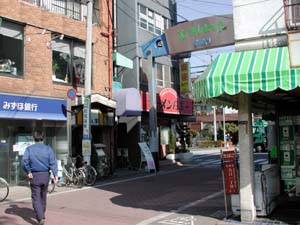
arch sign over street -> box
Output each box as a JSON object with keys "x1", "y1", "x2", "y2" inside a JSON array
[{"x1": 142, "y1": 14, "x2": 234, "y2": 58}]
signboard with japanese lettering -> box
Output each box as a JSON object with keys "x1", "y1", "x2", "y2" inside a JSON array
[
  {"x1": 0, "y1": 94, "x2": 66, "y2": 120},
  {"x1": 83, "y1": 96, "x2": 90, "y2": 140},
  {"x1": 221, "y1": 150, "x2": 239, "y2": 194},
  {"x1": 179, "y1": 62, "x2": 190, "y2": 94},
  {"x1": 141, "y1": 88, "x2": 193, "y2": 115},
  {"x1": 138, "y1": 142, "x2": 156, "y2": 172},
  {"x1": 165, "y1": 15, "x2": 234, "y2": 55}
]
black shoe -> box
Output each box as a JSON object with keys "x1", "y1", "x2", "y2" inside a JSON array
[{"x1": 38, "y1": 219, "x2": 45, "y2": 225}]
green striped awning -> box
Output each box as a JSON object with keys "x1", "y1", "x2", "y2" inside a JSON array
[{"x1": 193, "y1": 47, "x2": 300, "y2": 101}]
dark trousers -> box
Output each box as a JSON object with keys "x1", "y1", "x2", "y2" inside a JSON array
[{"x1": 30, "y1": 172, "x2": 49, "y2": 221}]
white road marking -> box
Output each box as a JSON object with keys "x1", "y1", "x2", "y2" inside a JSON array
[{"x1": 136, "y1": 191, "x2": 223, "y2": 225}]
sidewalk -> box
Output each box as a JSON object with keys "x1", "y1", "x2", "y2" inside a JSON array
[
  {"x1": 1, "y1": 159, "x2": 296, "y2": 225},
  {"x1": 2, "y1": 159, "x2": 183, "y2": 204}
]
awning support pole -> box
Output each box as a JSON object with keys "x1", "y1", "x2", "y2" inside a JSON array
[{"x1": 238, "y1": 93, "x2": 256, "y2": 222}]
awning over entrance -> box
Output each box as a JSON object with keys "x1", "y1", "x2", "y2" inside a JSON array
[
  {"x1": 113, "y1": 88, "x2": 142, "y2": 116},
  {"x1": 193, "y1": 47, "x2": 300, "y2": 101}
]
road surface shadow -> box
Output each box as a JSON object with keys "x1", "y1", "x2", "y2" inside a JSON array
[{"x1": 4, "y1": 203, "x2": 39, "y2": 225}]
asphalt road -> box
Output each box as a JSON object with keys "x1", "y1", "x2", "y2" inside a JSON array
[
  {"x1": 0, "y1": 149, "x2": 273, "y2": 225},
  {"x1": 0, "y1": 162, "x2": 227, "y2": 225}
]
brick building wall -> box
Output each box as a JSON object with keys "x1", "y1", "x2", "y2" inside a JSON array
[{"x1": 0, "y1": 0, "x2": 112, "y2": 99}]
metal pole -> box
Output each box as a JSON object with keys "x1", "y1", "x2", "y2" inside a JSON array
[
  {"x1": 213, "y1": 106, "x2": 217, "y2": 142},
  {"x1": 147, "y1": 50, "x2": 159, "y2": 171},
  {"x1": 223, "y1": 107, "x2": 226, "y2": 148},
  {"x1": 82, "y1": 0, "x2": 93, "y2": 165}
]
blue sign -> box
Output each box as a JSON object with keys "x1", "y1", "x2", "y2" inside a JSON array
[
  {"x1": 0, "y1": 94, "x2": 67, "y2": 120},
  {"x1": 142, "y1": 34, "x2": 169, "y2": 59},
  {"x1": 67, "y1": 88, "x2": 77, "y2": 100}
]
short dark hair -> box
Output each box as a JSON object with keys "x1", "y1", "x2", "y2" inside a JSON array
[{"x1": 34, "y1": 131, "x2": 44, "y2": 142}]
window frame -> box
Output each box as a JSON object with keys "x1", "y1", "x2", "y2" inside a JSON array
[
  {"x1": 51, "y1": 37, "x2": 86, "y2": 86},
  {"x1": 138, "y1": 4, "x2": 168, "y2": 35},
  {"x1": 0, "y1": 19, "x2": 24, "y2": 78}
]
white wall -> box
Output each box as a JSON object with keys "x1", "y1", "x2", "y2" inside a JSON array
[{"x1": 233, "y1": 0, "x2": 286, "y2": 41}]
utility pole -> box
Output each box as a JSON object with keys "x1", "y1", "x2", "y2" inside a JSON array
[
  {"x1": 82, "y1": 0, "x2": 93, "y2": 165},
  {"x1": 146, "y1": 49, "x2": 159, "y2": 171}
]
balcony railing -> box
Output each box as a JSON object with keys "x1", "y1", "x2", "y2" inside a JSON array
[
  {"x1": 21, "y1": 0, "x2": 87, "y2": 21},
  {"x1": 284, "y1": 0, "x2": 300, "y2": 30}
]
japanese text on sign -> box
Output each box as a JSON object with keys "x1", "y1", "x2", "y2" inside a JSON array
[
  {"x1": 222, "y1": 150, "x2": 239, "y2": 194},
  {"x1": 2, "y1": 101, "x2": 38, "y2": 111}
]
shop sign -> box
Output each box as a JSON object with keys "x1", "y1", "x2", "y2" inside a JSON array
[
  {"x1": 179, "y1": 62, "x2": 190, "y2": 94},
  {"x1": 0, "y1": 94, "x2": 66, "y2": 120},
  {"x1": 83, "y1": 96, "x2": 90, "y2": 139},
  {"x1": 82, "y1": 139, "x2": 91, "y2": 156},
  {"x1": 165, "y1": 15, "x2": 234, "y2": 55},
  {"x1": 222, "y1": 150, "x2": 239, "y2": 194},
  {"x1": 141, "y1": 88, "x2": 193, "y2": 115}
]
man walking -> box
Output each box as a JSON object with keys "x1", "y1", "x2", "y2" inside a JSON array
[{"x1": 22, "y1": 130, "x2": 58, "y2": 225}]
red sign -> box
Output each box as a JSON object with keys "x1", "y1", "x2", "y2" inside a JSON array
[
  {"x1": 141, "y1": 88, "x2": 193, "y2": 115},
  {"x1": 223, "y1": 150, "x2": 236, "y2": 161},
  {"x1": 222, "y1": 151, "x2": 239, "y2": 194}
]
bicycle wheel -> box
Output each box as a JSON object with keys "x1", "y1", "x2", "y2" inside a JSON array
[
  {"x1": 0, "y1": 177, "x2": 9, "y2": 202},
  {"x1": 84, "y1": 165, "x2": 97, "y2": 186},
  {"x1": 73, "y1": 169, "x2": 85, "y2": 188},
  {"x1": 48, "y1": 178, "x2": 55, "y2": 193}
]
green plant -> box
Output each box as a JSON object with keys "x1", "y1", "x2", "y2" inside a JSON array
[{"x1": 52, "y1": 61, "x2": 59, "y2": 74}]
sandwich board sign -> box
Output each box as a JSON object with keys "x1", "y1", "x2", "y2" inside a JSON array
[{"x1": 138, "y1": 142, "x2": 156, "y2": 173}]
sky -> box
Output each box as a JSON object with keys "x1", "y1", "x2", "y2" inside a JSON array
[{"x1": 176, "y1": 0, "x2": 234, "y2": 77}]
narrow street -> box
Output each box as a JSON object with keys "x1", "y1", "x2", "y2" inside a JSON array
[{"x1": 0, "y1": 161, "x2": 226, "y2": 225}]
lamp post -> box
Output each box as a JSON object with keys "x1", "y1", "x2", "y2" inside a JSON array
[{"x1": 82, "y1": 0, "x2": 93, "y2": 165}]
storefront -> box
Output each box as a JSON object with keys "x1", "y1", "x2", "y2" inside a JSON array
[
  {"x1": 72, "y1": 94, "x2": 116, "y2": 175},
  {"x1": 193, "y1": 46, "x2": 300, "y2": 220},
  {"x1": 0, "y1": 93, "x2": 67, "y2": 185},
  {"x1": 141, "y1": 87, "x2": 194, "y2": 159}
]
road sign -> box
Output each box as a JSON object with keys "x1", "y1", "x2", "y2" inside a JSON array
[{"x1": 66, "y1": 88, "x2": 77, "y2": 100}]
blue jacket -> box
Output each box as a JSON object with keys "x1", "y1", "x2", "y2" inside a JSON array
[{"x1": 22, "y1": 142, "x2": 58, "y2": 176}]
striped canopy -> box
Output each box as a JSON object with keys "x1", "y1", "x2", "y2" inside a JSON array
[{"x1": 193, "y1": 47, "x2": 300, "y2": 101}]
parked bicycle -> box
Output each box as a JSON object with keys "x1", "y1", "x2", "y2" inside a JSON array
[
  {"x1": 75, "y1": 155, "x2": 97, "y2": 186},
  {"x1": 61, "y1": 161, "x2": 85, "y2": 188},
  {"x1": 0, "y1": 177, "x2": 9, "y2": 202},
  {"x1": 81, "y1": 162, "x2": 97, "y2": 186}
]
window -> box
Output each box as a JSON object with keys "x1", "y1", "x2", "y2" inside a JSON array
[
  {"x1": 291, "y1": 0, "x2": 300, "y2": 23},
  {"x1": 138, "y1": 4, "x2": 168, "y2": 35},
  {"x1": 51, "y1": 37, "x2": 86, "y2": 85},
  {"x1": 156, "y1": 63, "x2": 173, "y2": 88},
  {"x1": 0, "y1": 20, "x2": 24, "y2": 77},
  {"x1": 156, "y1": 64, "x2": 163, "y2": 88},
  {"x1": 21, "y1": 0, "x2": 87, "y2": 21}
]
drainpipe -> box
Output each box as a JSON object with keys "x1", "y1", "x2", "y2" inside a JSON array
[
  {"x1": 107, "y1": 0, "x2": 112, "y2": 98},
  {"x1": 113, "y1": 0, "x2": 117, "y2": 84}
]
